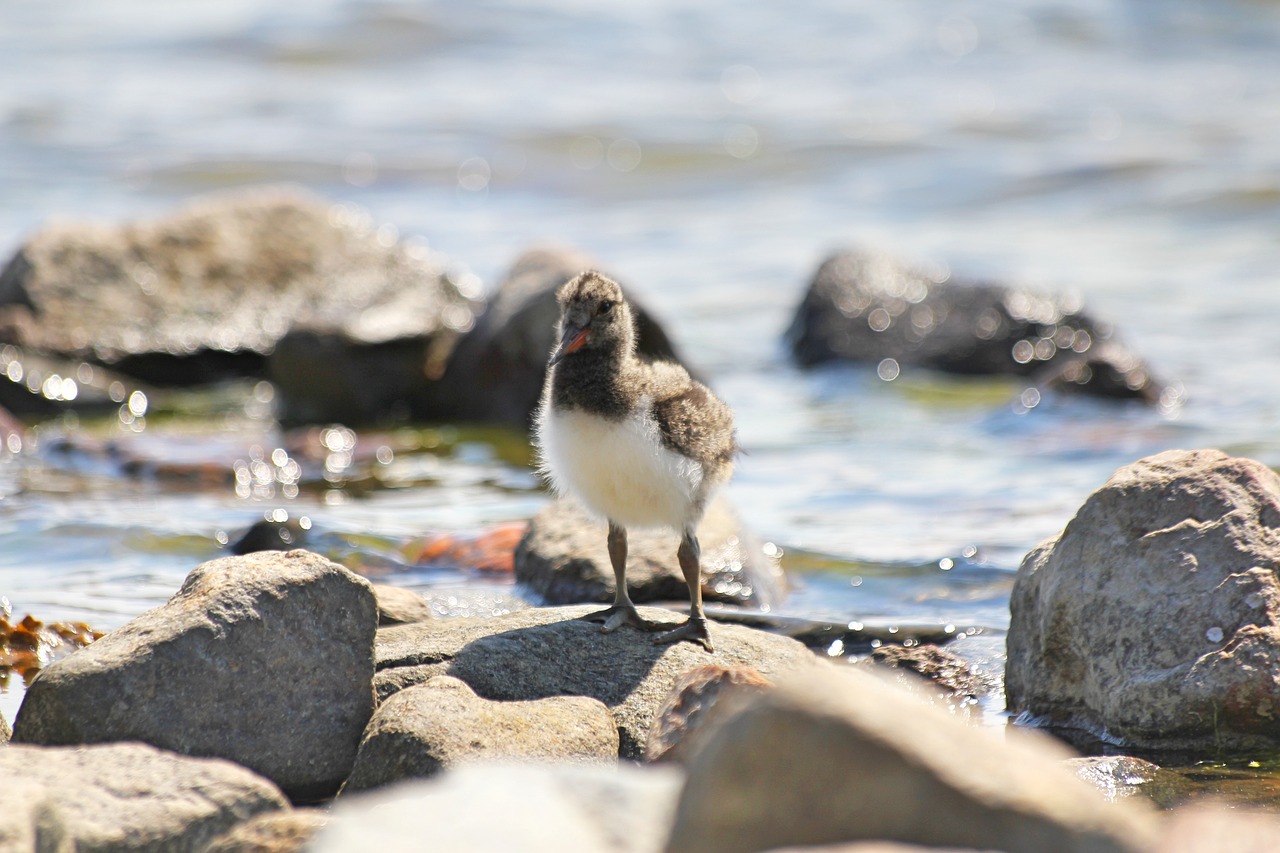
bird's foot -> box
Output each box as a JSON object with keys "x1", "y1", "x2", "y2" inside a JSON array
[
  {"x1": 580, "y1": 604, "x2": 661, "y2": 634},
  {"x1": 653, "y1": 616, "x2": 714, "y2": 653}
]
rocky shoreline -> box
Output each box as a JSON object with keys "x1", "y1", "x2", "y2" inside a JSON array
[
  {"x1": 3, "y1": 189, "x2": 1279, "y2": 850},
  {"x1": 5, "y1": 445, "x2": 1280, "y2": 850}
]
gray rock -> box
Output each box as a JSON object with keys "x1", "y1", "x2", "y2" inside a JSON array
[
  {"x1": 372, "y1": 583, "x2": 433, "y2": 626},
  {"x1": 200, "y1": 808, "x2": 329, "y2": 853},
  {"x1": 342, "y1": 675, "x2": 618, "y2": 793},
  {"x1": 1155, "y1": 802, "x2": 1280, "y2": 853},
  {"x1": 515, "y1": 496, "x2": 787, "y2": 610},
  {"x1": 666, "y1": 666, "x2": 1158, "y2": 853},
  {"x1": 785, "y1": 248, "x2": 1164, "y2": 403},
  {"x1": 1006, "y1": 449, "x2": 1280, "y2": 750},
  {"x1": 1065, "y1": 756, "x2": 1191, "y2": 808},
  {"x1": 859, "y1": 644, "x2": 986, "y2": 698},
  {"x1": 0, "y1": 742, "x2": 286, "y2": 853},
  {"x1": 374, "y1": 604, "x2": 815, "y2": 758},
  {"x1": 13, "y1": 549, "x2": 378, "y2": 801},
  {"x1": 0, "y1": 187, "x2": 478, "y2": 389},
  {"x1": 645, "y1": 664, "x2": 772, "y2": 764},
  {"x1": 432, "y1": 245, "x2": 686, "y2": 428},
  {"x1": 314, "y1": 762, "x2": 683, "y2": 853}
]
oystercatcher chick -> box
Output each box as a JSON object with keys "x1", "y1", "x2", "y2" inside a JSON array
[{"x1": 535, "y1": 270, "x2": 736, "y2": 652}]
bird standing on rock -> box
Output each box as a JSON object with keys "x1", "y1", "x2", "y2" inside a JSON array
[{"x1": 535, "y1": 270, "x2": 737, "y2": 652}]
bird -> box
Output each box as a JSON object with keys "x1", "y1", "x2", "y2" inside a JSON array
[{"x1": 534, "y1": 270, "x2": 737, "y2": 652}]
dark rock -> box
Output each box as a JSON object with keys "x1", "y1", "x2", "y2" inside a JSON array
[
  {"x1": 1, "y1": 709, "x2": 9, "y2": 742},
  {"x1": 515, "y1": 496, "x2": 787, "y2": 610},
  {"x1": 372, "y1": 583, "x2": 433, "y2": 626},
  {"x1": 342, "y1": 675, "x2": 618, "y2": 793},
  {"x1": 13, "y1": 549, "x2": 378, "y2": 802},
  {"x1": 0, "y1": 741, "x2": 286, "y2": 853},
  {"x1": 666, "y1": 666, "x2": 1158, "y2": 853},
  {"x1": 700, "y1": 605, "x2": 963, "y2": 653},
  {"x1": 228, "y1": 517, "x2": 309, "y2": 554},
  {"x1": 201, "y1": 808, "x2": 329, "y2": 853},
  {"x1": 785, "y1": 248, "x2": 1164, "y2": 403},
  {"x1": 860, "y1": 644, "x2": 986, "y2": 698},
  {"x1": 1006, "y1": 449, "x2": 1280, "y2": 751},
  {"x1": 0, "y1": 348, "x2": 144, "y2": 419},
  {"x1": 431, "y1": 245, "x2": 688, "y2": 428},
  {"x1": 373, "y1": 604, "x2": 815, "y2": 758},
  {"x1": 315, "y1": 763, "x2": 683, "y2": 853},
  {"x1": 645, "y1": 664, "x2": 772, "y2": 764}
]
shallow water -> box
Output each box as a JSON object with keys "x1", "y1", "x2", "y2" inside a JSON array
[{"x1": 3, "y1": 0, "x2": 1280, "y2": 769}]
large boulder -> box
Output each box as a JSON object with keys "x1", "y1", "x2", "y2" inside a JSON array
[
  {"x1": 785, "y1": 248, "x2": 1164, "y2": 402},
  {"x1": 431, "y1": 245, "x2": 686, "y2": 428},
  {"x1": 515, "y1": 496, "x2": 786, "y2": 610},
  {"x1": 314, "y1": 763, "x2": 683, "y2": 853},
  {"x1": 0, "y1": 187, "x2": 482, "y2": 423},
  {"x1": 373, "y1": 604, "x2": 815, "y2": 758},
  {"x1": 1006, "y1": 449, "x2": 1280, "y2": 751},
  {"x1": 13, "y1": 549, "x2": 378, "y2": 801},
  {"x1": 666, "y1": 666, "x2": 1158, "y2": 853},
  {"x1": 342, "y1": 675, "x2": 619, "y2": 793},
  {"x1": 0, "y1": 742, "x2": 287, "y2": 853}
]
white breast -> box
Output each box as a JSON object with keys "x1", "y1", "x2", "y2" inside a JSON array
[{"x1": 535, "y1": 399, "x2": 705, "y2": 531}]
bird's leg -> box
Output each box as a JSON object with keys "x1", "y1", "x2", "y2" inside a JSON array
[
  {"x1": 654, "y1": 529, "x2": 714, "y2": 652},
  {"x1": 580, "y1": 521, "x2": 656, "y2": 632}
]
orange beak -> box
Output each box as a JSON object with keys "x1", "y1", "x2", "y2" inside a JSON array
[{"x1": 549, "y1": 324, "x2": 589, "y2": 366}]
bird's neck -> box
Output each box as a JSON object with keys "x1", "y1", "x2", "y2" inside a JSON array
[{"x1": 550, "y1": 346, "x2": 633, "y2": 418}]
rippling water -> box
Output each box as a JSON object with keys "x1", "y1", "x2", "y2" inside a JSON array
[{"x1": 3, "y1": 0, "x2": 1280, "y2": 725}]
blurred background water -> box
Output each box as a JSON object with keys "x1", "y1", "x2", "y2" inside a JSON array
[{"x1": 2, "y1": 0, "x2": 1280, "y2": 723}]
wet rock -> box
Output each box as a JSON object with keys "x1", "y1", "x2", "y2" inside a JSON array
[
  {"x1": 374, "y1": 604, "x2": 815, "y2": 758},
  {"x1": 0, "y1": 741, "x2": 286, "y2": 853},
  {"x1": 229, "y1": 516, "x2": 310, "y2": 554},
  {"x1": 645, "y1": 664, "x2": 772, "y2": 764},
  {"x1": 432, "y1": 245, "x2": 687, "y2": 428},
  {"x1": 701, "y1": 606, "x2": 963, "y2": 653},
  {"x1": 1065, "y1": 756, "x2": 1191, "y2": 808},
  {"x1": 402, "y1": 522, "x2": 527, "y2": 573},
  {"x1": 372, "y1": 583, "x2": 433, "y2": 626},
  {"x1": 342, "y1": 675, "x2": 618, "y2": 793},
  {"x1": 667, "y1": 666, "x2": 1158, "y2": 853},
  {"x1": 860, "y1": 644, "x2": 986, "y2": 698},
  {"x1": 515, "y1": 496, "x2": 786, "y2": 610},
  {"x1": 201, "y1": 808, "x2": 329, "y2": 853},
  {"x1": 785, "y1": 248, "x2": 1164, "y2": 403},
  {"x1": 1006, "y1": 449, "x2": 1280, "y2": 751},
  {"x1": 0, "y1": 186, "x2": 483, "y2": 421},
  {"x1": 13, "y1": 549, "x2": 378, "y2": 801},
  {"x1": 314, "y1": 762, "x2": 683, "y2": 853}
]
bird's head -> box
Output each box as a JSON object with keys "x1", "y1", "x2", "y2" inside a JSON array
[{"x1": 548, "y1": 270, "x2": 634, "y2": 366}]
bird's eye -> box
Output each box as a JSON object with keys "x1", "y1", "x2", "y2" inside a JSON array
[{"x1": 598, "y1": 300, "x2": 614, "y2": 314}]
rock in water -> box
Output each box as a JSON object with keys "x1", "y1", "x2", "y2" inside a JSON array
[
  {"x1": 0, "y1": 186, "x2": 482, "y2": 422},
  {"x1": 666, "y1": 666, "x2": 1157, "y2": 853},
  {"x1": 785, "y1": 248, "x2": 1164, "y2": 403},
  {"x1": 1007, "y1": 449, "x2": 1280, "y2": 751},
  {"x1": 373, "y1": 604, "x2": 815, "y2": 758},
  {"x1": 13, "y1": 549, "x2": 378, "y2": 801},
  {"x1": 431, "y1": 245, "x2": 686, "y2": 428},
  {"x1": 515, "y1": 496, "x2": 786, "y2": 610},
  {"x1": 342, "y1": 675, "x2": 619, "y2": 793},
  {"x1": 0, "y1": 742, "x2": 287, "y2": 853}
]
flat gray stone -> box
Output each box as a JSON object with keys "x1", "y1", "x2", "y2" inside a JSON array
[
  {"x1": 13, "y1": 549, "x2": 378, "y2": 801},
  {"x1": 201, "y1": 808, "x2": 329, "y2": 853},
  {"x1": 0, "y1": 742, "x2": 286, "y2": 853},
  {"x1": 667, "y1": 666, "x2": 1158, "y2": 853},
  {"x1": 515, "y1": 496, "x2": 787, "y2": 610},
  {"x1": 374, "y1": 605, "x2": 815, "y2": 758},
  {"x1": 342, "y1": 675, "x2": 618, "y2": 793},
  {"x1": 1007, "y1": 449, "x2": 1280, "y2": 750},
  {"x1": 372, "y1": 583, "x2": 433, "y2": 626},
  {"x1": 314, "y1": 763, "x2": 683, "y2": 853}
]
